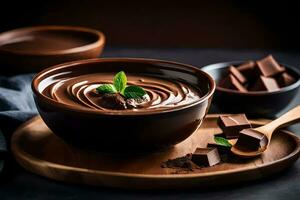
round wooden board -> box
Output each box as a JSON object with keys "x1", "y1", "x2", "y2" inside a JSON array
[{"x1": 11, "y1": 115, "x2": 300, "y2": 189}]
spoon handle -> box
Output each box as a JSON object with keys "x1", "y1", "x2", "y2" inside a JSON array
[{"x1": 256, "y1": 105, "x2": 300, "y2": 135}]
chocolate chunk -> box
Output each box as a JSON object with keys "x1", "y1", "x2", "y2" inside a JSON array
[
  {"x1": 256, "y1": 55, "x2": 285, "y2": 77},
  {"x1": 251, "y1": 76, "x2": 280, "y2": 92},
  {"x1": 191, "y1": 148, "x2": 221, "y2": 167},
  {"x1": 236, "y1": 129, "x2": 267, "y2": 151},
  {"x1": 207, "y1": 143, "x2": 231, "y2": 155},
  {"x1": 214, "y1": 132, "x2": 226, "y2": 138},
  {"x1": 236, "y1": 60, "x2": 256, "y2": 78},
  {"x1": 277, "y1": 72, "x2": 296, "y2": 87},
  {"x1": 229, "y1": 66, "x2": 247, "y2": 84},
  {"x1": 99, "y1": 93, "x2": 127, "y2": 109},
  {"x1": 237, "y1": 60, "x2": 256, "y2": 71},
  {"x1": 219, "y1": 74, "x2": 248, "y2": 92},
  {"x1": 217, "y1": 114, "x2": 252, "y2": 139}
]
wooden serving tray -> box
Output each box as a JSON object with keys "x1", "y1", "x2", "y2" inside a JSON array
[{"x1": 11, "y1": 115, "x2": 300, "y2": 189}]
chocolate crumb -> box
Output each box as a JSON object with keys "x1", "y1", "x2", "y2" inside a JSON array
[{"x1": 161, "y1": 154, "x2": 201, "y2": 172}]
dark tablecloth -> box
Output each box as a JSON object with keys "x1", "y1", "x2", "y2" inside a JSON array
[{"x1": 0, "y1": 48, "x2": 300, "y2": 200}]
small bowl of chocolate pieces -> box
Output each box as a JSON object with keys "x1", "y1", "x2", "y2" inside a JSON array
[{"x1": 202, "y1": 55, "x2": 300, "y2": 117}]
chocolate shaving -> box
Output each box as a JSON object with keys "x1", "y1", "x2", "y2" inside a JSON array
[
  {"x1": 98, "y1": 93, "x2": 127, "y2": 110},
  {"x1": 161, "y1": 154, "x2": 201, "y2": 172}
]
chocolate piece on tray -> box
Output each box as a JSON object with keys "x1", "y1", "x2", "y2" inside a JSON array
[
  {"x1": 229, "y1": 66, "x2": 247, "y2": 84},
  {"x1": 207, "y1": 143, "x2": 231, "y2": 155},
  {"x1": 219, "y1": 74, "x2": 248, "y2": 92},
  {"x1": 251, "y1": 76, "x2": 280, "y2": 92},
  {"x1": 256, "y1": 55, "x2": 285, "y2": 77},
  {"x1": 217, "y1": 114, "x2": 252, "y2": 139},
  {"x1": 277, "y1": 72, "x2": 296, "y2": 87},
  {"x1": 191, "y1": 148, "x2": 221, "y2": 167},
  {"x1": 236, "y1": 60, "x2": 256, "y2": 78},
  {"x1": 236, "y1": 129, "x2": 267, "y2": 151},
  {"x1": 214, "y1": 132, "x2": 226, "y2": 138}
]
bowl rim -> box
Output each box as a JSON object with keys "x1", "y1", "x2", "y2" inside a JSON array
[
  {"x1": 201, "y1": 60, "x2": 300, "y2": 96},
  {"x1": 32, "y1": 58, "x2": 216, "y2": 116},
  {"x1": 0, "y1": 25, "x2": 105, "y2": 56}
]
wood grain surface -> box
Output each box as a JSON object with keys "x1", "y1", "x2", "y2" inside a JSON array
[{"x1": 11, "y1": 115, "x2": 300, "y2": 189}]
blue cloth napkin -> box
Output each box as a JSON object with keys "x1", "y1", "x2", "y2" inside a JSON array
[
  {"x1": 0, "y1": 74, "x2": 37, "y2": 136},
  {"x1": 0, "y1": 74, "x2": 38, "y2": 174}
]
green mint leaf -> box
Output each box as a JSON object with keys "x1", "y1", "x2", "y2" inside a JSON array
[
  {"x1": 113, "y1": 71, "x2": 127, "y2": 93},
  {"x1": 96, "y1": 84, "x2": 117, "y2": 94},
  {"x1": 214, "y1": 136, "x2": 232, "y2": 147},
  {"x1": 124, "y1": 85, "x2": 147, "y2": 99}
]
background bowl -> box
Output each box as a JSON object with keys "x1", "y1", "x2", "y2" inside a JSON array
[
  {"x1": 32, "y1": 58, "x2": 215, "y2": 152},
  {"x1": 0, "y1": 26, "x2": 105, "y2": 74},
  {"x1": 202, "y1": 61, "x2": 300, "y2": 117}
]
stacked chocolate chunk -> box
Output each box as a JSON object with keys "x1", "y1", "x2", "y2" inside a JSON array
[
  {"x1": 236, "y1": 129, "x2": 267, "y2": 151},
  {"x1": 217, "y1": 114, "x2": 266, "y2": 150},
  {"x1": 200, "y1": 114, "x2": 253, "y2": 155},
  {"x1": 219, "y1": 55, "x2": 296, "y2": 92}
]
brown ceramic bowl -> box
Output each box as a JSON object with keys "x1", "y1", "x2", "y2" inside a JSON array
[
  {"x1": 0, "y1": 26, "x2": 105, "y2": 74},
  {"x1": 32, "y1": 58, "x2": 215, "y2": 152},
  {"x1": 202, "y1": 61, "x2": 300, "y2": 117}
]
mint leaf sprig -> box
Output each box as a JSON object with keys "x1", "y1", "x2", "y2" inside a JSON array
[
  {"x1": 96, "y1": 84, "x2": 117, "y2": 94},
  {"x1": 96, "y1": 71, "x2": 147, "y2": 99},
  {"x1": 214, "y1": 136, "x2": 232, "y2": 147},
  {"x1": 113, "y1": 71, "x2": 127, "y2": 93}
]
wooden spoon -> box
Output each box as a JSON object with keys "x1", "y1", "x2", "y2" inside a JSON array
[{"x1": 231, "y1": 105, "x2": 300, "y2": 157}]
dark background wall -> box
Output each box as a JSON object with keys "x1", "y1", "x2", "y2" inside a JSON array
[{"x1": 0, "y1": 0, "x2": 298, "y2": 50}]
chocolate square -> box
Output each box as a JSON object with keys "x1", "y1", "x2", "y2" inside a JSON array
[
  {"x1": 191, "y1": 148, "x2": 221, "y2": 167},
  {"x1": 217, "y1": 114, "x2": 252, "y2": 139},
  {"x1": 236, "y1": 129, "x2": 267, "y2": 150},
  {"x1": 207, "y1": 143, "x2": 231, "y2": 155},
  {"x1": 219, "y1": 74, "x2": 248, "y2": 92},
  {"x1": 251, "y1": 76, "x2": 280, "y2": 92},
  {"x1": 256, "y1": 55, "x2": 285, "y2": 77},
  {"x1": 229, "y1": 66, "x2": 247, "y2": 84},
  {"x1": 277, "y1": 72, "x2": 296, "y2": 87},
  {"x1": 236, "y1": 60, "x2": 256, "y2": 79}
]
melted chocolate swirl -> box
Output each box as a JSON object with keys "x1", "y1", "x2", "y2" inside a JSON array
[{"x1": 41, "y1": 73, "x2": 201, "y2": 111}]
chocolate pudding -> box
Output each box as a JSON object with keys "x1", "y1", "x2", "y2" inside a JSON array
[
  {"x1": 32, "y1": 58, "x2": 215, "y2": 151},
  {"x1": 40, "y1": 72, "x2": 202, "y2": 112}
]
